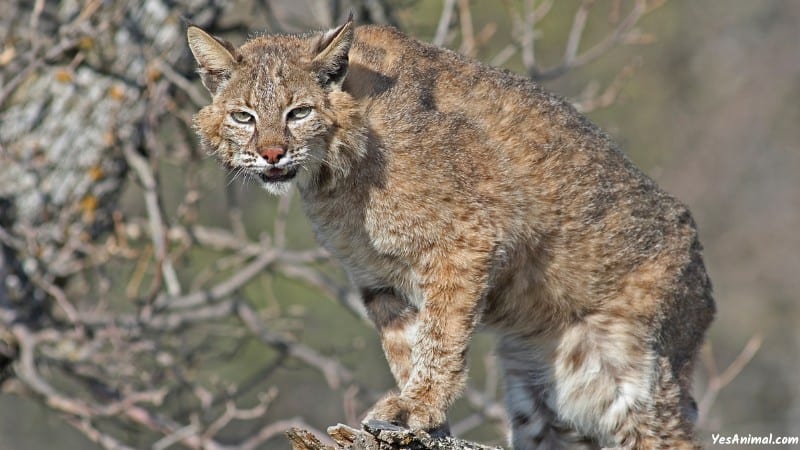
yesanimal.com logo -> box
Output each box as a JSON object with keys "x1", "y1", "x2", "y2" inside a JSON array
[{"x1": 712, "y1": 433, "x2": 800, "y2": 446}]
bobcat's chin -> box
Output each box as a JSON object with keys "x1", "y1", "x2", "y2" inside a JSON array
[
  {"x1": 258, "y1": 167, "x2": 297, "y2": 196},
  {"x1": 260, "y1": 179, "x2": 294, "y2": 196}
]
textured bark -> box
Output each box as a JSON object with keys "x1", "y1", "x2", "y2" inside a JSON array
[
  {"x1": 287, "y1": 421, "x2": 502, "y2": 450},
  {"x1": 0, "y1": 3, "x2": 237, "y2": 433},
  {"x1": 0, "y1": 0, "x2": 225, "y2": 316}
]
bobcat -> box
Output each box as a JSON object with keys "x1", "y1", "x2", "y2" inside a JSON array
[{"x1": 187, "y1": 16, "x2": 714, "y2": 449}]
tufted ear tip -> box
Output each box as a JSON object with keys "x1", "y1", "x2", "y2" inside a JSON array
[
  {"x1": 187, "y1": 26, "x2": 237, "y2": 94},
  {"x1": 311, "y1": 15, "x2": 355, "y2": 89}
]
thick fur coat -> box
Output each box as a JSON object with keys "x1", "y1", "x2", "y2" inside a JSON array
[{"x1": 188, "y1": 18, "x2": 714, "y2": 449}]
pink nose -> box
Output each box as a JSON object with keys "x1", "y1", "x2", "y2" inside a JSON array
[{"x1": 260, "y1": 147, "x2": 285, "y2": 164}]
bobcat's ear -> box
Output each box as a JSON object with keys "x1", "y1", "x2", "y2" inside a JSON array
[
  {"x1": 311, "y1": 13, "x2": 354, "y2": 89},
  {"x1": 187, "y1": 26, "x2": 237, "y2": 95}
]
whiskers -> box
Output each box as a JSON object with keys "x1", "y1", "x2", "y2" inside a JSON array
[
  {"x1": 225, "y1": 166, "x2": 248, "y2": 186},
  {"x1": 225, "y1": 165, "x2": 261, "y2": 188}
]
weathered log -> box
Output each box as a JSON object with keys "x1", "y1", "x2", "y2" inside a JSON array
[{"x1": 287, "y1": 421, "x2": 503, "y2": 450}]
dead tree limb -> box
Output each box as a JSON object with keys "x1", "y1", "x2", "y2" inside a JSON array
[{"x1": 287, "y1": 421, "x2": 502, "y2": 450}]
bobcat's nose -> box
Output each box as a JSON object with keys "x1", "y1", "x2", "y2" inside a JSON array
[{"x1": 260, "y1": 147, "x2": 285, "y2": 164}]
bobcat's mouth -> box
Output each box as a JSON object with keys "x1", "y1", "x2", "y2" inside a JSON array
[{"x1": 259, "y1": 167, "x2": 297, "y2": 183}]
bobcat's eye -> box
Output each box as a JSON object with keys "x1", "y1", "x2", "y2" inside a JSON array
[
  {"x1": 231, "y1": 111, "x2": 254, "y2": 124},
  {"x1": 287, "y1": 106, "x2": 312, "y2": 121}
]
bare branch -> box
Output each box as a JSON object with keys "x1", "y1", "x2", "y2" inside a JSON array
[
  {"x1": 153, "y1": 58, "x2": 210, "y2": 108},
  {"x1": 66, "y1": 417, "x2": 138, "y2": 450},
  {"x1": 531, "y1": 0, "x2": 652, "y2": 80},
  {"x1": 156, "y1": 249, "x2": 277, "y2": 310},
  {"x1": 29, "y1": 273, "x2": 81, "y2": 324},
  {"x1": 697, "y1": 334, "x2": 762, "y2": 428},
  {"x1": 433, "y1": 0, "x2": 458, "y2": 47},
  {"x1": 563, "y1": 0, "x2": 595, "y2": 65},
  {"x1": 122, "y1": 143, "x2": 181, "y2": 298},
  {"x1": 457, "y1": 0, "x2": 476, "y2": 57},
  {"x1": 237, "y1": 302, "x2": 355, "y2": 389},
  {"x1": 572, "y1": 57, "x2": 640, "y2": 113}
]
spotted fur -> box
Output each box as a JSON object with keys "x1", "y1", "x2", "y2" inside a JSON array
[{"x1": 188, "y1": 17, "x2": 714, "y2": 449}]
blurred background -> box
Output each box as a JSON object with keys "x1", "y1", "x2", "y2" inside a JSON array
[{"x1": 1, "y1": 1, "x2": 798, "y2": 449}]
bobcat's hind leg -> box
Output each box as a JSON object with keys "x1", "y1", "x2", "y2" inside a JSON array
[
  {"x1": 616, "y1": 356, "x2": 701, "y2": 450},
  {"x1": 499, "y1": 337, "x2": 599, "y2": 450},
  {"x1": 549, "y1": 315, "x2": 700, "y2": 449}
]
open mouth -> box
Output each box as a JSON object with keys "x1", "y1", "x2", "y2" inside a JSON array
[{"x1": 259, "y1": 167, "x2": 298, "y2": 183}]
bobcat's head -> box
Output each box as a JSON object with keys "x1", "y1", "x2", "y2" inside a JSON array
[{"x1": 187, "y1": 17, "x2": 365, "y2": 195}]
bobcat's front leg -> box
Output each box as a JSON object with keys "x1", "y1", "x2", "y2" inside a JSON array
[
  {"x1": 365, "y1": 253, "x2": 488, "y2": 431},
  {"x1": 361, "y1": 286, "x2": 417, "y2": 388}
]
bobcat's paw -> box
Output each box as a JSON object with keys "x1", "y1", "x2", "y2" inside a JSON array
[{"x1": 363, "y1": 393, "x2": 446, "y2": 431}]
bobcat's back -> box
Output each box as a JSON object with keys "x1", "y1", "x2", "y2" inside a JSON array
[{"x1": 345, "y1": 24, "x2": 711, "y2": 329}]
